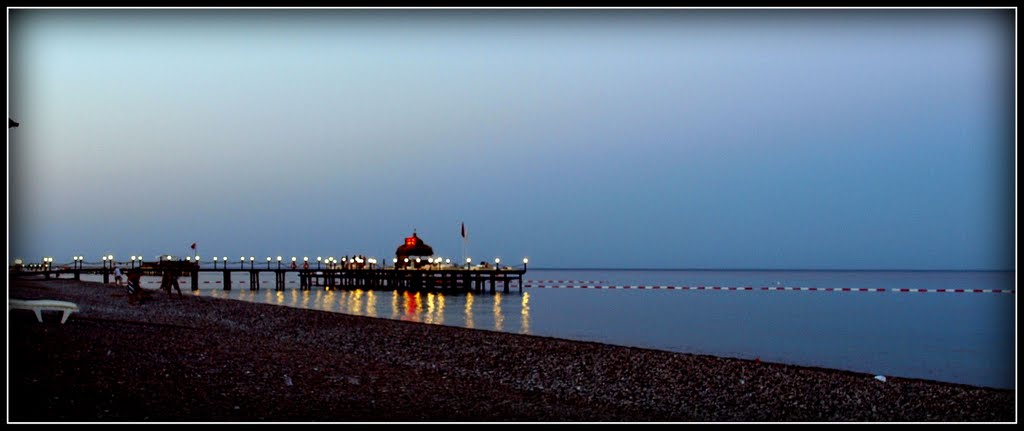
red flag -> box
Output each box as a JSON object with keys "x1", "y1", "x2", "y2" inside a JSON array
[
  {"x1": 460, "y1": 223, "x2": 466, "y2": 239},
  {"x1": 190, "y1": 242, "x2": 197, "y2": 250}
]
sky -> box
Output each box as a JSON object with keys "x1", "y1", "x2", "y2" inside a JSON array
[{"x1": 6, "y1": 8, "x2": 1016, "y2": 270}]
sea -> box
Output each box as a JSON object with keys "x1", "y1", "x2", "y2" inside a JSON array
[{"x1": 80, "y1": 269, "x2": 1016, "y2": 389}]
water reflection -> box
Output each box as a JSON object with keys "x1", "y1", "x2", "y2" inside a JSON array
[
  {"x1": 350, "y1": 289, "x2": 364, "y2": 315},
  {"x1": 435, "y1": 293, "x2": 445, "y2": 326},
  {"x1": 196, "y1": 285, "x2": 529, "y2": 335},
  {"x1": 465, "y1": 292, "x2": 475, "y2": 329},
  {"x1": 400, "y1": 291, "x2": 422, "y2": 321},
  {"x1": 521, "y1": 291, "x2": 530, "y2": 334},
  {"x1": 493, "y1": 292, "x2": 504, "y2": 331},
  {"x1": 322, "y1": 289, "x2": 336, "y2": 312},
  {"x1": 425, "y1": 292, "x2": 435, "y2": 324},
  {"x1": 391, "y1": 291, "x2": 399, "y2": 320},
  {"x1": 366, "y1": 290, "x2": 378, "y2": 318}
]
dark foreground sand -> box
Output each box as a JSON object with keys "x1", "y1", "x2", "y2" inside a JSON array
[{"x1": 7, "y1": 277, "x2": 1015, "y2": 422}]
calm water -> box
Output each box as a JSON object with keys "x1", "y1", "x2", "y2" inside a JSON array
[{"x1": 82, "y1": 269, "x2": 1015, "y2": 389}]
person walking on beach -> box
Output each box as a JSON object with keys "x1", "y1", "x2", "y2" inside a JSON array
[
  {"x1": 114, "y1": 265, "x2": 124, "y2": 286},
  {"x1": 161, "y1": 267, "x2": 183, "y2": 297}
]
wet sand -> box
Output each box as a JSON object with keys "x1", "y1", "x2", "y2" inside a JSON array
[{"x1": 7, "y1": 277, "x2": 1015, "y2": 422}]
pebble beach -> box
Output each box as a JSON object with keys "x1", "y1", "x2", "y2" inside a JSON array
[{"x1": 7, "y1": 277, "x2": 1015, "y2": 422}]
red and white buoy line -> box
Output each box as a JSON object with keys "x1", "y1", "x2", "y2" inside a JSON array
[
  {"x1": 142, "y1": 279, "x2": 609, "y2": 285},
  {"x1": 517, "y1": 283, "x2": 1015, "y2": 294},
  {"x1": 525, "y1": 280, "x2": 607, "y2": 284}
]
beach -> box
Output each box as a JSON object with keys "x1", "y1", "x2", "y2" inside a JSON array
[{"x1": 7, "y1": 277, "x2": 1015, "y2": 422}]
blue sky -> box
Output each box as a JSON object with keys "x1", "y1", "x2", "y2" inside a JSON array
[{"x1": 7, "y1": 9, "x2": 1015, "y2": 270}]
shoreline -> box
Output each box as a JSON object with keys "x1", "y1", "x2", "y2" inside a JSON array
[{"x1": 8, "y1": 278, "x2": 1015, "y2": 422}]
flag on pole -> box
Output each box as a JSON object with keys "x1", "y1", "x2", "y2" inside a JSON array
[
  {"x1": 460, "y1": 222, "x2": 468, "y2": 266},
  {"x1": 190, "y1": 242, "x2": 197, "y2": 250}
]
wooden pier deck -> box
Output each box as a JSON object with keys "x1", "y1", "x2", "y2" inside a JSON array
[{"x1": 11, "y1": 266, "x2": 527, "y2": 294}]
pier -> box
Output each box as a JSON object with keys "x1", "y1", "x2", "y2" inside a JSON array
[
  {"x1": 10, "y1": 266, "x2": 527, "y2": 294},
  {"x1": 11, "y1": 232, "x2": 527, "y2": 294}
]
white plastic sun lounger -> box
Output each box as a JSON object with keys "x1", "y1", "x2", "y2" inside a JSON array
[{"x1": 9, "y1": 299, "x2": 80, "y2": 324}]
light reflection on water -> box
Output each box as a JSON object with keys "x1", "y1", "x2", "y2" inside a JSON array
[
  {"x1": 366, "y1": 290, "x2": 377, "y2": 318},
  {"x1": 493, "y1": 292, "x2": 504, "y2": 331},
  {"x1": 207, "y1": 288, "x2": 530, "y2": 335},
  {"x1": 435, "y1": 293, "x2": 445, "y2": 326},
  {"x1": 465, "y1": 292, "x2": 475, "y2": 329},
  {"x1": 390, "y1": 290, "x2": 399, "y2": 320},
  {"x1": 424, "y1": 292, "x2": 434, "y2": 325},
  {"x1": 351, "y1": 289, "x2": 363, "y2": 315},
  {"x1": 521, "y1": 292, "x2": 530, "y2": 334}
]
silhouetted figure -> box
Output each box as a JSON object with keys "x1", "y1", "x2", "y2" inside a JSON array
[
  {"x1": 9, "y1": 118, "x2": 19, "y2": 128},
  {"x1": 160, "y1": 268, "x2": 183, "y2": 297}
]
